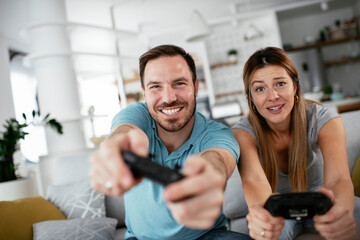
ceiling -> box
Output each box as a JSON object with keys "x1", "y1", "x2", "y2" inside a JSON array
[
  {"x1": 1, "y1": 0, "x2": 357, "y2": 49},
  {"x1": 65, "y1": 0, "x2": 358, "y2": 37}
]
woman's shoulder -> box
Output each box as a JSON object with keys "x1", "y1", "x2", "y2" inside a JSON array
[
  {"x1": 232, "y1": 115, "x2": 256, "y2": 138},
  {"x1": 305, "y1": 101, "x2": 339, "y2": 122}
]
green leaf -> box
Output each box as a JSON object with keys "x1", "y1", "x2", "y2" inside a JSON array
[
  {"x1": 47, "y1": 119, "x2": 63, "y2": 135},
  {"x1": 44, "y1": 113, "x2": 50, "y2": 120}
]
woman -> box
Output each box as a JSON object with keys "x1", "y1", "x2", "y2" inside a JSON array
[{"x1": 232, "y1": 47, "x2": 358, "y2": 240}]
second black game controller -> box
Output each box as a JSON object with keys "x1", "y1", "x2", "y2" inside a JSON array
[
  {"x1": 264, "y1": 192, "x2": 333, "y2": 220},
  {"x1": 122, "y1": 151, "x2": 184, "y2": 186}
]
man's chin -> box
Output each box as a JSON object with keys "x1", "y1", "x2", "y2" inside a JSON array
[{"x1": 158, "y1": 121, "x2": 185, "y2": 132}]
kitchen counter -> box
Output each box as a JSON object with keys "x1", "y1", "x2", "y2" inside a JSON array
[{"x1": 321, "y1": 96, "x2": 360, "y2": 113}]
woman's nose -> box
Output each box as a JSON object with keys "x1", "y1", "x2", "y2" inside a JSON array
[{"x1": 268, "y1": 87, "x2": 279, "y2": 101}]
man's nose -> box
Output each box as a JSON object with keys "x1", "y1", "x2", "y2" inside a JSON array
[{"x1": 162, "y1": 86, "x2": 177, "y2": 103}]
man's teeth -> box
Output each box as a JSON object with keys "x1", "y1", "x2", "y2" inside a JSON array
[
  {"x1": 269, "y1": 106, "x2": 282, "y2": 110},
  {"x1": 162, "y1": 108, "x2": 181, "y2": 115}
]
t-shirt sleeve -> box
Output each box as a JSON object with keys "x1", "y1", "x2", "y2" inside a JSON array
[
  {"x1": 111, "y1": 102, "x2": 152, "y2": 131},
  {"x1": 231, "y1": 116, "x2": 256, "y2": 139},
  {"x1": 315, "y1": 104, "x2": 340, "y2": 142},
  {"x1": 200, "y1": 121, "x2": 240, "y2": 163}
]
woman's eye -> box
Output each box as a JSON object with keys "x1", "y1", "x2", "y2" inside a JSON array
[
  {"x1": 255, "y1": 87, "x2": 264, "y2": 92},
  {"x1": 277, "y1": 82, "x2": 286, "y2": 87}
]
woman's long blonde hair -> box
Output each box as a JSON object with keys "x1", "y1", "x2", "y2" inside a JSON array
[{"x1": 243, "y1": 47, "x2": 307, "y2": 192}]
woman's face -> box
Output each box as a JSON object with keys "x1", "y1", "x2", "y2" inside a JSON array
[{"x1": 250, "y1": 65, "x2": 297, "y2": 129}]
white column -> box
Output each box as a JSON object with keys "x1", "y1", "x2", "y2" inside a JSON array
[{"x1": 27, "y1": 0, "x2": 86, "y2": 154}]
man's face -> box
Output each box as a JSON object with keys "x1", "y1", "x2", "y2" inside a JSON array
[{"x1": 142, "y1": 55, "x2": 198, "y2": 133}]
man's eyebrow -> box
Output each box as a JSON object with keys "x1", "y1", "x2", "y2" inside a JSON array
[
  {"x1": 146, "y1": 77, "x2": 188, "y2": 87},
  {"x1": 173, "y1": 77, "x2": 188, "y2": 82},
  {"x1": 146, "y1": 81, "x2": 160, "y2": 87}
]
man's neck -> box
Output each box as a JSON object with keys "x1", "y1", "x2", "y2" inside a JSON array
[{"x1": 157, "y1": 117, "x2": 195, "y2": 154}]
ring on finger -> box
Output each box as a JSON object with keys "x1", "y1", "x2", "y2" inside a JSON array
[{"x1": 104, "y1": 180, "x2": 113, "y2": 190}]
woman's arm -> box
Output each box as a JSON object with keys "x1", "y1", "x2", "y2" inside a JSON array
[
  {"x1": 315, "y1": 117, "x2": 356, "y2": 240},
  {"x1": 232, "y1": 129, "x2": 284, "y2": 240},
  {"x1": 232, "y1": 129, "x2": 272, "y2": 205},
  {"x1": 318, "y1": 117, "x2": 354, "y2": 210}
]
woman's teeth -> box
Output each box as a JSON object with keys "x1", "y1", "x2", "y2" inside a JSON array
[
  {"x1": 269, "y1": 105, "x2": 282, "y2": 111},
  {"x1": 162, "y1": 108, "x2": 181, "y2": 115}
]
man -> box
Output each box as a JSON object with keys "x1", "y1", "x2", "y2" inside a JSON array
[{"x1": 90, "y1": 45, "x2": 250, "y2": 240}]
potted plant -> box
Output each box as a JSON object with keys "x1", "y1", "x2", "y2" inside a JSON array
[
  {"x1": 0, "y1": 110, "x2": 63, "y2": 183},
  {"x1": 227, "y1": 49, "x2": 238, "y2": 62}
]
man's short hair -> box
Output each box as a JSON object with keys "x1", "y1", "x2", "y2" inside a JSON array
[{"x1": 139, "y1": 45, "x2": 197, "y2": 88}]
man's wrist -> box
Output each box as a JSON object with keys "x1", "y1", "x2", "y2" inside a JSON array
[{"x1": 109, "y1": 123, "x2": 135, "y2": 139}]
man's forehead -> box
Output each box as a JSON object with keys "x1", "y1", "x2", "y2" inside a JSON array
[{"x1": 143, "y1": 56, "x2": 191, "y2": 83}]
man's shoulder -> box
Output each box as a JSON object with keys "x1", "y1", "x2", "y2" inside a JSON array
[
  {"x1": 195, "y1": 112, "x2": 229, "y2": 130},
  {"x1": 111, "y1": 102, "x2": 150, "y2": 129}
]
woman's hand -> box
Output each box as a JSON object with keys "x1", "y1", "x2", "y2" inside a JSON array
[
  {"x1": 247, "y1": 204, "x2": 285, "y2": 240},
  {"x1": 314, "y1": 187, "x2": 356, "y2": 240}
]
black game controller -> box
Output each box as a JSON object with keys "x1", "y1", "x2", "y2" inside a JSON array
[
  {"x1": 122, "y1": 151, "x2": 184, "y2": 186},
  {"x1": 264, "y1": 192, "x2": 333, "y2": 220}
]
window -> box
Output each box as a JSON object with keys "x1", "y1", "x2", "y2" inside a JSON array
[{"x1": 9, "y1": 50, "x2": 47, "y2": 163}]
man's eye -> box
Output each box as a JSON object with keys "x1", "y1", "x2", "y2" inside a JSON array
[
  {"x1": 176, "y1": 82, "x2": 185, "y2": 86},
  {"x1": 149, "y1": 85, "x2": 159, "y2": 89}
]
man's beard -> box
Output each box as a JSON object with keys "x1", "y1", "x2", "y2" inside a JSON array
[{"x1": 148, "y1": 98, "x2": 196, "y2": 133}]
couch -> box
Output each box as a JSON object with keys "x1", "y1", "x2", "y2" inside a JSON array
[{"x1": 43, "y1": 110, "x2": 360, "y2": 240}]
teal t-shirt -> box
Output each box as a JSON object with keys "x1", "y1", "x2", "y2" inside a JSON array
[{"x1": 111, "y1": 102, "x2": 240, "y2": 240}]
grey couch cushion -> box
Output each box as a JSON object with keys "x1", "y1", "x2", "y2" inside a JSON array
[
  {"x1": 105, "y1": 196, "x2": 126, "y2": 227},
  {"x1": 341, "y1": 110, "x2": 360, "y2": 173},
  {"x1": 47, "y1": 179, "x2": 106, "y2": 219},
  {"x1": 33, "y1": 217, "x2": 117, "y2": 240},
  {"x1": 223, "y1": 165, "x2": 248, "y2": 219}
]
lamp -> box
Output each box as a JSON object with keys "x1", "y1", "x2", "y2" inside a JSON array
[{"x1": 186, "y1": 10, "x2": 212, "y2": 42}]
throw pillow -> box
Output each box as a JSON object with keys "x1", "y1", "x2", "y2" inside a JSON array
[
  {"x1": 47, "y1": 179, "x2": 105, "y2": 219},
  {"x1": 33, "y1": 217, "x2": 118, "y2": 240},
  {"x1": 0, "y1": 196, "x2": 66, "y2": 240},
  {"x1": 352, "y1": 156, "x2": 360, "y2": 197},
  {"x1": 105, "y1": 196, "x2": 126, "y2": 228}
]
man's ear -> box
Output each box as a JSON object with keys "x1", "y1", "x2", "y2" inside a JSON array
[
  {"x1": 195, "y1": 78, "x2": 199, "y2": 97},
  {"x1": 141, "y1": 86, "x2": 146, "y2": 100}
]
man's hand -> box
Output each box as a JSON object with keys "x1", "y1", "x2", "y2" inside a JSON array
[
  {"x1": 314, "y1": 187, "x2": 356, "y2": 240},
  {"x1": 89, "y1": 126, "x2": 149, "y2": 196},
  {"x1": 162, "y1": 155, "x2": 227, "y2": 229}
]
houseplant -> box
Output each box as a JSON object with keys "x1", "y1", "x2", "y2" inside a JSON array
[
  {"x1": 227, "y1": 49, "x2": 238, "y2": 62},
  {"x1": 0, "y1": 111, "x2": 63, "y2": 183}
]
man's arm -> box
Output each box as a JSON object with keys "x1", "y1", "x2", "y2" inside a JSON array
[
  {"x1": 162, "y1": 147, "x2": 236, "y2": 229},
  {"x1": 199, "y1": 147, "x2": 236, "y2": 182},
  {"x1": 89, "y1": 123, "x2": 149, "y2": 196}
]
